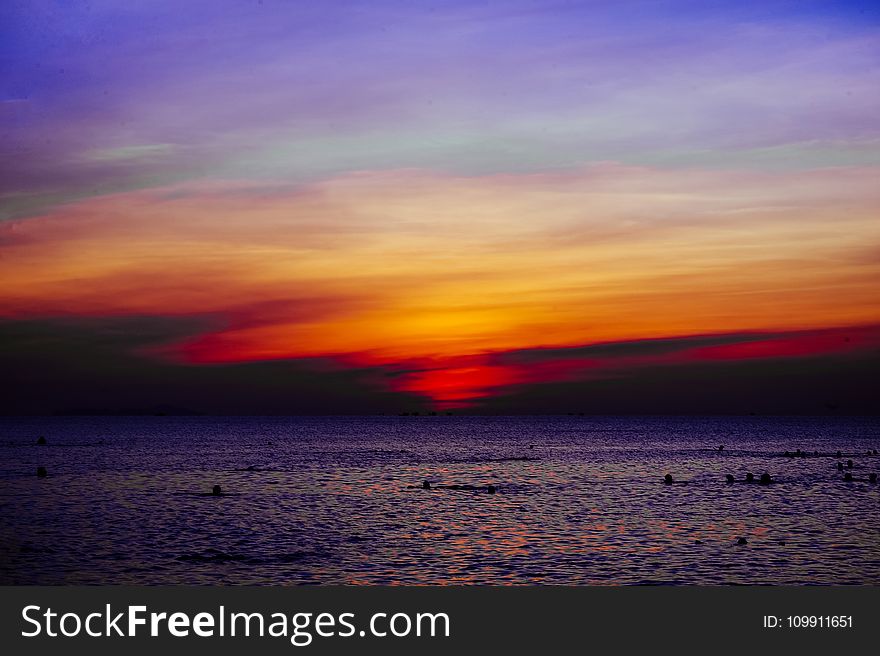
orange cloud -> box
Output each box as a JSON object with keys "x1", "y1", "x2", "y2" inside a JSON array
[{"x1": 1, "y1": 164, "x2": 878, "y2": 404}]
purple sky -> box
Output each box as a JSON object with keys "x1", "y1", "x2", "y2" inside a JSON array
[{"x1": 3, "y1": 1, "x2": 879, "y2": 219}]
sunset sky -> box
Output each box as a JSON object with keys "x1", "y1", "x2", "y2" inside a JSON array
[{"x1": 1, "y1": 0, "x2": 879, "y2": 414}]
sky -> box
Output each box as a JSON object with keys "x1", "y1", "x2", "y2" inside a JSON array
[{"x1": 1, "y1": 0, "x2": 879, "y2": 414}]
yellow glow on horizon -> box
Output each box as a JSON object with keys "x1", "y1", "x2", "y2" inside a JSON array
[{"x1": 1, "y1": 164, "x2": 878, "y2": 366}]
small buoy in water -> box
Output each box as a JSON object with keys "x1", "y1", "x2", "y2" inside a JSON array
[
  {"x1": 718, "y1": 445, "x2": 724, "y2": 452},
  {"x1": 846, "y1": 459, "x2": 853, "y2": 469},
  {"x1": 422, "y1": 480, "x2": 431, "y2": 490},
  {"x1": 745, "y1": 472, "x2": 754, "y2": 483},
  {"x1": 212, "y1": 485, "x2": 222, "y2": 496},
  {"x1": 36, "y1": 436, "x2": 46, "y2": 445},
  {"x1": 487, "y1": 484, "x2": 496, "y2": 494},
  {"x1": 725, "y1": 474, "x2": 735, "y2": 483},
  {"x1": 837, "y1": 462, "x2": 844, "y2": 471},
  {"x1": 736, "y1": 537, "x2": 748, "y2": 545},
  {"x1": 36, "y1": 466, "x2": 47, "y2": 478},
  {"x1": 760, "y1": 473, "x2": 772, "y2": 485},
  {"x1": 836, "y1": 450, "x2": 842, "y2": 458},
  {"x1": 529, "y1": 444, "x2": 536, "y2": 449},
  {"x1": 813, "y1": 451, "x2": 818, "y2": 456},
  {"x1": 873, "y1": 449, "x2": 878, "y2": 455},
  {"x1": 663, "y1": 473, "x2": 674, "y2": 485},
  {"x1": 869, "y1": 473, "x2": 877, "y2": 483},
  {"x1": 796, "y1": 449, "x2": 801, "y2": 456},
  {"x1": 779, "y1": 540, "x2": 786, "y2": 546},
  {"x1": 843, "y1": 472, "x2": 853, "y2": 482},
  {"x1": 694, "y1": 539, "x2": 703, "y2": 544}
]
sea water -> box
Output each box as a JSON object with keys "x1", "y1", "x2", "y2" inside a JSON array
[{"x1": 1, "y1": 416, "x2": 878, "y2": 585}]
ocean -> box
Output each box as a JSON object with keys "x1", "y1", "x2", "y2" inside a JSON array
[{"x1": 1, "y1": 416, "x2": 878, "y2": 585}]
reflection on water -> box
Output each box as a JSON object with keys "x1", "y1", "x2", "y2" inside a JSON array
[{"x1": 0, "y1": 416, "x2": 878, "y2": 585}]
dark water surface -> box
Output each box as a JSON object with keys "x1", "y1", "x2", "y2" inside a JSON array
[{"x1": 1, "y1": 416, "x2": 878, "y2": 585}]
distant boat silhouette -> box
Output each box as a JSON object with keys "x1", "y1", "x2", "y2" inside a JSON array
[{"x1": 416, "y1": 483, "x2": 499, "y2": 493}]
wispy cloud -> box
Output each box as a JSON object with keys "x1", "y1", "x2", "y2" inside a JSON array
[
  {"x1": 3, "y1": 1, "x2": 879, "y2": 218},
  {"x1": 84, "y1": 143, "x2": 177, "y2": 162},
  {"x1": 2, "y1": 1, "x2": 879, "y2": 409},
  {"x1": 1, "y1": 164, "x2": 877, "y2": 376}
]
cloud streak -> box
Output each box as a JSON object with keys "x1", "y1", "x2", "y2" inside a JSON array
[
  {"x1": 0, "y1": 165, "x2": 877, "y2": 399},
  {"x1": 3, "y1": 1, "x2": 879, "y2": 218}
]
